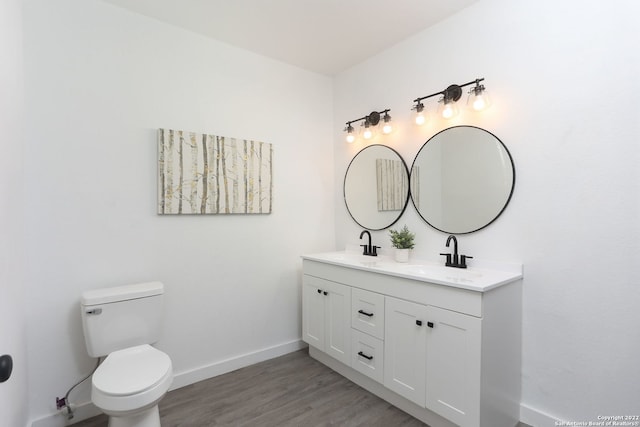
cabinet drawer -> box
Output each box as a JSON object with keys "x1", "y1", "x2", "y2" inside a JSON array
[
  {"x1": 351, "y1": 287, "x2": 385, "y2": 339},
  {"x1": 351, "y1": 329, "x2": 384, "y2": 384}
]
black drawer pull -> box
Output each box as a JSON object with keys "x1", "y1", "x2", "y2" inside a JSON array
[
  {"x1": 427, "y1": 321, "x2": 434, "y2": 328},
  {"x1": 357, "y1": 351, "x2": 373, "y2": 361},
  {"x1": 323, "y1": 291, "x2": 328, "y2": 296},
  {"x1": 416, "y1": 320, "x2": 423, "y2": 326},
  {"x1": 317, "y1": 289, "x2": 322, "y2": 294},
  {"x1": 357, "y1": 309, "x2": 374, "y2": 317}
]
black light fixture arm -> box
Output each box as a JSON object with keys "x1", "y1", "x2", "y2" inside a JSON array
[
  {"x1": 345, "y1": 108, "x2": 391, "y2": 128},
  {"x1": 413, "y1": 78, "x2": 485, "y2": 104}
]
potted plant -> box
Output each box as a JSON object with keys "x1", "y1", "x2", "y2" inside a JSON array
[{"x1": 389, "y1": 225, "x2": 415, "y2": 262}]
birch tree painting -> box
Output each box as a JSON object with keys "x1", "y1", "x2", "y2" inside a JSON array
[
  {"x1": 376, "y1": 158, "x2": 410, "y2": 212},
  {"x1": 158, "y1": 129, "x2": 273, "y2": 214}
]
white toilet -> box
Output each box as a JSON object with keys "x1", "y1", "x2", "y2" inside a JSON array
[{"x1": 81, "y1": 281, "x2": 173, "y2": 427}]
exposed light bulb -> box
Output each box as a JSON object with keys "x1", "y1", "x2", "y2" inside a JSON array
[
  {"x1": 413, "y1": 102, "x2": 426, "y2": 125},
  {"x1": 362, "y1": 118, "x2": 374, "y2": 140},
  {"x1": 441, "y1": 101, "x2": 458, "y2": 119},
  {"x1": 472, "y1": 94, "x2": 487, "y2": 111},
  {"x1": 381, "y1": 112, "x2": 393, "y2": 134},
  {"x1": 467, "y1": 82, "x2": 491, "y2": 112},
  {"x1": 345, "y1": 123, "x2": 356, "y2": 143},
  {"x1": 442, "y1": 104, "x2": 454, "y2": 119}
]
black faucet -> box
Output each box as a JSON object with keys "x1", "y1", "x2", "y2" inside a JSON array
[
  {"x1": 440, "y1": 235, "x2": 473, "y2": 268},
  {"x1": 359, "y1": 230, "x2": 380, "y2": 256}
]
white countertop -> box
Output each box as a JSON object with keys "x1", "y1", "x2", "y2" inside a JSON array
[{"x1": 301, "y1": 251, "x2": 523, "y2": 292}]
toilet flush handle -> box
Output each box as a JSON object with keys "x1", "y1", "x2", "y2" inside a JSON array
[{"x1": 86, "y1": 308, "x2": 102, "y2": 315}]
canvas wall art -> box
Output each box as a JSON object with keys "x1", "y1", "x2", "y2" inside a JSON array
[
  {"x1": 376, "y1": 158, "x2": 409, "y2": 212},
  {"x1": 158, "y1": 129, "x2": 273, "y2": 215}
]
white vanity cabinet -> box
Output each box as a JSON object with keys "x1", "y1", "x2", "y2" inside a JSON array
[
  {"x1": 385, "y1": 296, "x2": 481, "y2": 425},
  {"x1": 302, "y1": 275, "x2": 351, "y2": 365},
  {"x1": 301, "y1": 254, "x2": 522, "y2": 427}
]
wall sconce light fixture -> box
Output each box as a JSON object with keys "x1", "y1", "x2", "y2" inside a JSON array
[
  {"x1": 344, "y1": 109, "x2": 392, "y2": 143},
  {"x1": 412, "y1": 78, "x2": 489, "y2": 124}
]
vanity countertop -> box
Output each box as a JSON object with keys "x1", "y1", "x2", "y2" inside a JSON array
[{"x1": 301, "y1": 251, "x2": 522, "y2": 292}]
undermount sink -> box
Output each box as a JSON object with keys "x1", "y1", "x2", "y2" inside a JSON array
[
  {"x1": 399, "y1": 264, "x2": 483, "y2": 282},
  {"x1": 324, "y1": 252, "x2": 383, "y2": 267}
]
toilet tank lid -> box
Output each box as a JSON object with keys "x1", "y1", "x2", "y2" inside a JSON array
[{"x1": 81, "y1": 281, "x2": 164, "y2": 306}]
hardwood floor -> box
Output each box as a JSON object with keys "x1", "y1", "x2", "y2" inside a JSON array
[{"x1": 72, "y1": 349, "x2": 529, "y2": 427}]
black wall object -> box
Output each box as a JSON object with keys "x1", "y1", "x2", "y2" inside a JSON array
[{"x1": 0, "y1": 354, "x2": 13, "y2": 383}]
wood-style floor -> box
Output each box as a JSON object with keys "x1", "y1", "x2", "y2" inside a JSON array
[{"x1": 72, "y1": 349, "x2": 529, "y2": 427}]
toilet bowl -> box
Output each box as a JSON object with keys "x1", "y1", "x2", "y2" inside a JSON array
[
  {"x1": 81, "y1": 282, "x2": 172, "y2": 427},
  {"x1": 92, "y1": 345, "x2": 172, "y2": 427}
]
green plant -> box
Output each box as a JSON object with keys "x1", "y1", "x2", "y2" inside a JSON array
[{"x1": 388, "y1": 225, "x2": 415, "y2": 249}]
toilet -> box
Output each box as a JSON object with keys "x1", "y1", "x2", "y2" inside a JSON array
[{"x1": 81, "y1": 282, "x2": 173, "y2": 427}]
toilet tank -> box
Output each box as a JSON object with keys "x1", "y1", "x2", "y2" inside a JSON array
[{"x1": 81, "y1": 282, "x2": 164, "y2": 358}]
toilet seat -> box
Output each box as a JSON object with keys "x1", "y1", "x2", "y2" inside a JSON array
[
  {"x1": 94, "y1": 344, "x2": 171, "y2": 396},
  {"x1": 92, "y1": 344, "x2": 173, "y2": 414}
]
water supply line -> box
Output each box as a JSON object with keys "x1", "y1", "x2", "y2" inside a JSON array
[{"x1": 56, "y1": 357, "x2": 101, "y2": 420}]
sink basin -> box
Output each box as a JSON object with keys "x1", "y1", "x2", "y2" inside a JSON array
[
  {"x1": 323, "y1": 252, "x2": 383, "y2": 267},
  {"x1": 360, "y1": 261, "x2": 379, "y2": 267},
  {"x1": 324, "y1": 253, "x2": 350, "y2": 261},
  {"x1": 400, "y1": 265, "x2": 483, "y2": 282}
]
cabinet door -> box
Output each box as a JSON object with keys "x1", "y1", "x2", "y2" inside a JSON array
[
  {"x1": 302, "y1": 276, "x2": 325, "y2": 349},
  {"x1": 324, "y1": 281, "x2": 351, "y2": 365},
  {"x1": 384, "y1": 296, "x2": 428, "y2": 406},
  {"x1": 425, "y1": 305, "x2": 481, "y2": 427}
]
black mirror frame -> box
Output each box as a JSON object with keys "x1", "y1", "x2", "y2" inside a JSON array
[
  {"x1": 409, "y1": 125, "x2": 516, "y2": 234},
  {"x1": 344, "y1": 144, "x2": 411, "y2": 231}
]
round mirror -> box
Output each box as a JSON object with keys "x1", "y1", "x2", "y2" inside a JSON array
[
  {"x1": 344, "y1": 145, "x2": 410, "y2": 230},
  {"x1": 410, "y1": 126, "x2": 515, "y2": 234}
]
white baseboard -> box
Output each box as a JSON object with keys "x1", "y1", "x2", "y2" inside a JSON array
[
  {"x1": 30, "y1": 403, "x2": 101, "y2": 427},
  {"x1": 169, "y1": 338, "x2": 306, "y2": 390},
  {"x1": 520, "y1": 402, "x2": 562, "y2": 427},
  {"x1": 30, "y1": 339, "x2": 307, "y2": 427}
]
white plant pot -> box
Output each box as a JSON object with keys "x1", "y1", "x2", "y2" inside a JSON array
[{"x1": 395, "y1": 248, "x2": 410, "y2": 263}]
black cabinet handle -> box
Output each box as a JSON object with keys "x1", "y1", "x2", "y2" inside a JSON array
[
  {"x1": 317, "y1": 289, "x2": 322, "y2": 294},
  {"x1": 357, "y1": 351, "x2": 373, "y2": 360},
  {"x1": 357, "y1": 309, "x2": 374, "y2": 317},
  {"x1": 427, "y1": 321, "x2": 434, "y2": 328},
  {"x1": 323, "y1": 291, "x2": 328, "y2": 296},
  {"x1": 416, "y1": 320, "x2": 423, "y2": 326},
  {"x1": 0, "y1": 354, "x2": 13, "y2": 383}
]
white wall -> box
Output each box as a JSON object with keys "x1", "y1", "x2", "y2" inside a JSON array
[
  {"x1": 334, "y1": 0, "x2": 640, "y2": 424},
  {"x1": 0, "y1": 0, "x2": 28, "y2": 425},
  {"x1": 22, "y1": 0, "x2": 335, "y2": 423},
  {"x1": 21, "y1": 0, "x2": 640, "y2": 424}
]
